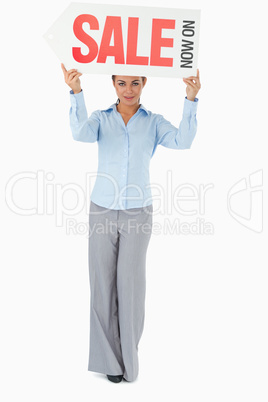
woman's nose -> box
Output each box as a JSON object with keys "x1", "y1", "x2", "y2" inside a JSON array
[{"x1": 125, "y1": 85, "x2": 133, "y2": 93}]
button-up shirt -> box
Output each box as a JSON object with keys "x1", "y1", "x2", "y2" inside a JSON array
[{"x1": 69, "y1": 90, "x2": 198, "y2": 210}]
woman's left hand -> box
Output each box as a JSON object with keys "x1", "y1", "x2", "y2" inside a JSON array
[{"x1": 183, "y1": 69, "x2": 201, "y2": 101}]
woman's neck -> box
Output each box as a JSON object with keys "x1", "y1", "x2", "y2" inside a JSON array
[{"x1": 116, "y1": 101, "x2": 140, "y2": 115}]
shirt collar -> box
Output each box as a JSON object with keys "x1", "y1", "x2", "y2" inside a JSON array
[{"x1": 102, "y1": 103, "x2": 149, "y2": 115}]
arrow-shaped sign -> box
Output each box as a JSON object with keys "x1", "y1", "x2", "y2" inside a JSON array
[{"x1": 43, "y1": 2, "x2": 201, "y2": 78}]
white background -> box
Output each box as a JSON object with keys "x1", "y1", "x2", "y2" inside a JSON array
[{"x1": 1, "y1": 0, "x2": 267, "y2": 401}]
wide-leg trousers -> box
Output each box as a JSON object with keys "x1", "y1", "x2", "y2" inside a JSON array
[{"x1": 87, "y1": 200, "x2": 153, "y2": 382}]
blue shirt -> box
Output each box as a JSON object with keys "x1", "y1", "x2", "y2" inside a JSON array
[{"x1": 69, "y1": 90, "x2": 198, "y2": 210}]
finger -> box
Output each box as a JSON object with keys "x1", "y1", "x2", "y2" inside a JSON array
[
  {"x1": 184, "y1": 77, "x2": 199, "y2": 87},
  {"x1": 192, "y1": 68, "x2": 200, "y2": 77},
  {"x1": 183, "y1": 79, "x2": 196, "y2": 88},
  {"x1": 183, "y1": 77, "x2": 195, "y2": 84},
  {"x1": 184, "y1": 76, "x2": 198, "y2": 82},
  {"x1": 66, "y1": 69, "x2": 78, "y2": 78},
  {"x1": 66, "y1": 72, "x2": 80, "y2": 82},
  {"x1": 185, "y1": 70, "x2": 199, "y2": 81},
  {"x1": 69, "y1": 72, "x2": 82, "y2": 81},
  {"x1": 61, "y1": 63, "x2": 67, "y2": 73}
]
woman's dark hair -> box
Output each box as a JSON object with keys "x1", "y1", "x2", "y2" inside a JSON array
[{"x1": 112, "y1": 75, "x2": 146, "y2": 83}]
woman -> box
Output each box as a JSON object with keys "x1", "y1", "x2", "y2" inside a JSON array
[{"x1": 61, "y1": 64, "x2": 201, "y2": 383}]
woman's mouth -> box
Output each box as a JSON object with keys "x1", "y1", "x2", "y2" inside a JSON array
[{"x1": 124, "y1": 96, "x2": 134, "y2": 101}]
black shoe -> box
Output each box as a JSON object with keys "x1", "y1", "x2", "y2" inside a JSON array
[{"x1": 107, "y1": 374, "x2": 123, "y2": 383}]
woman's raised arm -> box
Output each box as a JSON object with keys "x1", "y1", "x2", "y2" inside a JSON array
[{"x1": 61, "y1": 64, "x2": 99, "y2": 142}]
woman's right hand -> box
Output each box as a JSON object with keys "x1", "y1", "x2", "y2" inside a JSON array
[{"x1": 61, "y1": 63, "x2": 82, "y2": 94}]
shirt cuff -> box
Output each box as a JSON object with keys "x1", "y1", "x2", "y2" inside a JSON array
[
  {"x1": 69, "y1": 89, "x2": 88, "y2": 123},
  {"x1": 70, "y1": 89, "x2": 83, "y2": 95},
  {"x1": 183, "y1": 96, "x2": 198, "y2": 115},
  {"x1": 70, "y1": 89, "x2": 85, "y2": 107},
  {"x1": 185, "y1": 96, "x2": 198, "y2": 102}
]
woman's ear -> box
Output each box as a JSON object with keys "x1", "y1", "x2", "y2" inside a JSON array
[{"x1": 142, "y1": 78, "x2": 147, "y2": 88}]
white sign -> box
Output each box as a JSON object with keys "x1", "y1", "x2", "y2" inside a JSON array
[{"x1": 43, "y1": 2, "x2": 201, "y2": 78}]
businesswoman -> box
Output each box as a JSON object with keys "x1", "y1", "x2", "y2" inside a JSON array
[{"x1": 61, "y1": 63, "x2": 201, "y2": 383}]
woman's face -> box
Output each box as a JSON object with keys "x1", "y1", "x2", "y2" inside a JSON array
[{"x1": 113, "y1": 76, "x2": 147, "y2": 108}]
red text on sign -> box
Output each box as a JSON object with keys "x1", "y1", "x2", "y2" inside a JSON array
[{"x1": 72, "y1": 14, "x2": 175, "y2": 67}]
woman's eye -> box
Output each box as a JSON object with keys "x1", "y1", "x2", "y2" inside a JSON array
[{"x1": 118, "y1": 82, "x2": 139, "y2": 86}]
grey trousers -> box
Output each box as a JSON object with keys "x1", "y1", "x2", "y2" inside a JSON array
[{"x1": 87, "y1": 200, "x2": 153, "y2": 382}]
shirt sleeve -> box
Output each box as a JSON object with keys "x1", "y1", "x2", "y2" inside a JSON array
[
  {"x1": 155, "y1": 97, "x2": 198, "y2": 149},
  {"x1": 69, "y1": 90, "x2": 100, "y2": 142}
]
